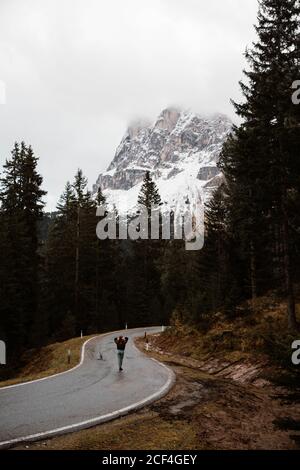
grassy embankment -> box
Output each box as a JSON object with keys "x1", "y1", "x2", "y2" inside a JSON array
[
  {"x1": 0, "y1": 335, "x2": 95, "y2": 388},
  {"x1": 152, "y1": 294, "x2": 300, "y2": 372},
  {"x1": 11, "y1": 293, "x2": 300, "y2": 450}
]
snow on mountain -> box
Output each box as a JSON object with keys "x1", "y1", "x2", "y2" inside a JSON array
[{"x1": 93, "y1": 108, "x2": 232, "y2": 214}]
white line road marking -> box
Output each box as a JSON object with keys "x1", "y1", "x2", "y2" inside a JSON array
[
  {"x1": 0, "y1": 328, "x2": 125, "y2": 391},
  {"x1": 0, "y1": 329, "x2": 175, "y2": 448},
  {"x1": 0, "y1": 336, "x2": 97, "y2": 391}
]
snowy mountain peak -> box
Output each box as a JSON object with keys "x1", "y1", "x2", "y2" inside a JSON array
[
  {"x1": 93, "y1": 108, "x2": 232, "y2": 214},
  {"x1": 153, "y1": 107, "x2": 181, "y2": 132}
]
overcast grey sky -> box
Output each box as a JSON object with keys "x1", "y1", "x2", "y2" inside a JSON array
[{"x1": 0, "y1": 0, "x2": 258, "y2": 210}]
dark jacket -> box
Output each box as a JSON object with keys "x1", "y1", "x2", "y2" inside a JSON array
[{"x1": 114, "y1": 337, "x2": 128, "y2": 351}]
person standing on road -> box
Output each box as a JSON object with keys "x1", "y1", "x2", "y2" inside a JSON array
[{"x1": 114, "y1": 336, "x2": 128, "y2": 371}]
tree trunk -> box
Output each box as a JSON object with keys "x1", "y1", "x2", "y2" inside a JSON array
[
  {"x1": 75, "y1": 204, "x2": 80, "y2": 319},
  {"x1": 250, "y1": 240, "x2": 257, "y2": 302},
  {"x1": 282, "y1": 207, "x2": 297, "y2": 330},
  {"x1": 278, "y1": 130, "x2": 298, "y2": 330}
]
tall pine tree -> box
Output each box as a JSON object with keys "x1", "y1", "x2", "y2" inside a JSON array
[
  {"x1": 0, "y1": 142, "x2": 46, "y2": 356},
  {"x1": 220, "y1": 0, "x2": 300, "y2": 329}
]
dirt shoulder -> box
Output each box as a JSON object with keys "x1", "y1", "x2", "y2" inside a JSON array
[
  {"x1": 12, "y1": 333, "x2": 300, "y2": 450},
  {"x1": 135, "y1": 334, "x2": 300, "y2": 450}
]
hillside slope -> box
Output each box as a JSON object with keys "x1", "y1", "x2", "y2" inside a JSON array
[{"x1": 12, "y1": 294, "x2": 300, "y2": 450}]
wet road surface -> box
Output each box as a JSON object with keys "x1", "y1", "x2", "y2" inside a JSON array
[{"x1": 0, "y1": 327, "x2": 174, "y2": 448}]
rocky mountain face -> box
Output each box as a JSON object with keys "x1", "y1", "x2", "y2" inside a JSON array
[{"x1": 93, "y1": 108, "x2": 232, "y2": 214}]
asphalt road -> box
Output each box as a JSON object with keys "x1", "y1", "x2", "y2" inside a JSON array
[{"x1": 0, "y1": 327, "x2": 174, "y2": 449}]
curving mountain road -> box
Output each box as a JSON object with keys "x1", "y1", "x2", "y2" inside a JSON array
[{"x1": 0, "y1": 327, "x2": 175, "y2": 449}]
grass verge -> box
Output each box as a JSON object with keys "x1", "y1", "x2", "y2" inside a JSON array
[
  {"x1": 11, "y1": 330, "x2": 300, "y2": 450},
  {"x1": 0, "y1": 335, "x2": 95, "y2": 388},
  {"x1": 4, "y1": 294, "x2": 300, "y2": 449}
]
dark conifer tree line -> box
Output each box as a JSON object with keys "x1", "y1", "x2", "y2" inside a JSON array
[
  {"x1": 1, "y1": 0, "x2": 300, "y2": 367},
  {"x1": 0, "y1": 142, "x2": 47, "y2": 356},
  {"x1": 195, "y1": 0, "x2": 300, "y2": 326}
]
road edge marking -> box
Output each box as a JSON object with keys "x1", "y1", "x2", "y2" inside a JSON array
[
  {"x1": 0, "y1": 336, "x2": 98, "y2": 391},
  {"x1": 0, "y1": 335, "x2": 175, "y2": 449},
  {"x1": 0, "y1": 327, "x2": 127, "y2": 391}
]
